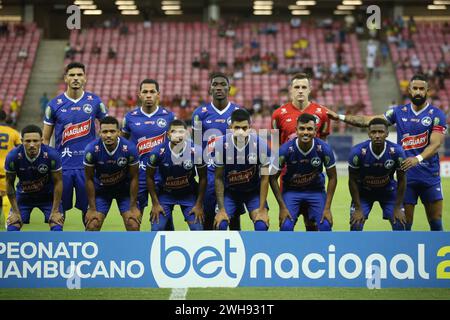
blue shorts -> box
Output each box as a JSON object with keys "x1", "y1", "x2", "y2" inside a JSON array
[
  {"x1": 283, "y1": 190, "x2": 326, "y2": 225},
  {"x1": 350, "y1": 192, "x2": 397, "y2": 220},
  {"x1": 62, "y1": 169, "x2": 88, "y2": 212},
  {"x1": 152, "y1": 192, "x2": 202, "y2": 231},
  {"x1": 95, "y1": 190, "x2": 133, "y2": 216},
  {"x1": 224, "y1": 190, "x2": 268, "y2": 219},
  {"x1": 14, "y1": 193, "x2": 64, "y2": 224},
  {"x1": 204, "y1": 169, "x2": 245, "y2": 218},
  {"x1": 404, "y1": 180, "x2": 443, "y2": 205}
]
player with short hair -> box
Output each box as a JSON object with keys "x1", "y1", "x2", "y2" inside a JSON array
[
  {"x1": 348, "y1": 118, "x2": 407, "y2": 231},
  {"x1": 270, "y1": 113, "x2": 337, "y2": 231},
  {"x1": 5, "y1": 125, "x2": 64, "y2": 231},
  {"x1": 122, "y1": 79, "x2": 175, "y2": 229},
  {"x1": 84, "y1": 116, "x2": 140, "y2": 231},
  {"x1": 213, "y1": 109, "x2": 270, "y2": 231},
  {"x1": 271, "y1": 73, "x2": 332, "y2": 231},
  {"x1": 147, "y1": 119, "x2": 206, "y2": 231},
  {"x1": 43, "y1": 62, "x2": 108, "y2": 224},
  {"x1": 0, "y1": 110, "x2": 21, "y2": 226},
  {"x1": 191, "y1": 72, "x2": 244, "y2": 230},
  {"x1": 329, "y1": 74, "x2": 447, "y2": 231}
]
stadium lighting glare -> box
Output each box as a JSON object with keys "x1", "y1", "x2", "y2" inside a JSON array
[
  {"x1": 254, "y1": 1, "x2": 273, "y2": 4},
  {"x1": 291, "y1": 10, "x2": 311, "y2": 15},
  {"x1": 118, "y1": 5, "x2": 137, "y2": 10},
  {"x1": 428, "y1": 4, "x2": 447, "y2": 9},
  {"x1": 115, "y1": 1, "x2": 135, "y2": 4},
  {"x1": 253, "y1": 5, "x2": 273, "y2": 10},
  {"x1": 433, "y1": 0, "x2": 450, "y2": 4},
  {"x1": 337, "y1": 5, "x2": 356, "y2": 10},
  {"x1": 253, "y1": 10, "x2": 272, "y2": 15},
  {"x1": 121, "y1": 10, "x2": 140, "y2": 15},
  {"x1": 164, "y1": 10, "x2": 183, "y2": 15},
  {"x1": 161, "y1": 1, "x2": 180, "y2": 5},
  {"x1": 78, "y1": 5, "x2": 97, "y2": 10},
  {"x1": 296, "y1": 1, "x2": 316, "y2": 5},
  {"x1": 288, "y1": 5, "x2": 306, "y2": 10},
  {"x1": 83, "y1": 9, "x2": 102, "y2": 15},
  {"x1": 74, "y1": 0, "x2": 94, "y2": 5},
  {"x1": 334, "y1": 10, "x2": 352, "y2": 15},
  {"x1": 342, "y1": 0, "x2": 362, "y2": 5},
  {"x1": 161, "y1": 5, "x2": 181, "y2": 10}
]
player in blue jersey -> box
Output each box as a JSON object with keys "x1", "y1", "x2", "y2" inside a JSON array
[
  {"x1": 42, "y1": 62, "x2": 108, "y2": 225},
  {"x1": 84, "y1": 116, "x2": 140, "y2": 231},
  {"x1": 121, "y1": 79, "x2": 175, "y2": 230},
  {"x1": 213, "y1": 109, "x2": 270, "y2": 231},
  {"x1": 5, "y1": 125, "x2": 64, "y2": 231},
  {"x1": 348, "y1": 118, "x2": 407, "y2": 231},
  {"x1": 147, "y1": 119, "x2": 207, "y2": 231},
  {"x1": 329, "y1": 74, "x2": 447, "y2": 231},
  {"x1": 270, "y1": 113, "x2": 337, "y2": 231},
  {"x1": 192, "y1": 72, "x2": 244, "y2": 230}
]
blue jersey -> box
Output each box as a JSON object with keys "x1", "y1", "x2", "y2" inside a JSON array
[
  {"x1": 122, "y1": 106, "x2": 175, "y2": 185},
  {"x1": 147, "y1": 141, "x2": 205, "y2": 195},
  {"x1": 44, "y1": 91, "x2": 107, "y2": 169},
  {"x1": 384, "y1": 103, "x2": 447, "y2": 183},
  {"x1": 83, "y1": 137, "x2": 139, "y2": 191},
  {"x1": 4, "y1": 144, "x2": 62, "y2": 195},
  {"x1": 348, "y1": 140, "x2": 405, "y2": 194},
  {"x1": 213, "y1": 133, "x2": 270, "y2": 193},
  {"x1": 192, "y1": 102, "x2": 241, "y2": 169},
  {"x1": 279, "y1": 138, "x2": 336, "y2": 191}
]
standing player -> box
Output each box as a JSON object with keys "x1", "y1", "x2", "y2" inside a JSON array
[
  {"x1": 329, "y1": 74, "x2": 447, "y2": 231},
  {"x1": 0, "y1": 110, "x2": 21, "y2": 226},
  {"x1": 213, "y1": 109, "x2": 270, "y2": 231},
  {"x1": 270, "y1": 114, "x2": 337, "y2": 231},
  {"x1": 192, "y1": 72, "x2": 243, "y2": 230},
  {"x1": 147, "y1": 119, "x2": 206, "y2": 231},
  {"x1": 5, "y1": 125, "x2": 64, "y2": 231},
  {"x1": 121, "y1": 79, "x2": 175, "y2": 228},
  {"x1": 348, "y1": 118, "x2": 407, "y2": 231},
  {"x1": 43, "y1": 62, "x2": 108, "y2": 224},
  {"x1": 272, "y1": 73, "x2": 332, "y2": 231},
  {"x1": 84, "y1": 116, "x2": 140, "y2": 231}
]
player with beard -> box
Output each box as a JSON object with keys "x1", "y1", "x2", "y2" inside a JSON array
[{"x1": 328, "y1": 74, "x2": 447, "y2": 231}]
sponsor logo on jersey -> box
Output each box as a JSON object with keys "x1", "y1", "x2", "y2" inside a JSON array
[
  {"x1": 164, "y1": 175, "x2": 190, "y2": 189},
  {"x1": 38, "y1": 164, "x2": 49, "y2": 174},
  {"x1": 311, "y1": 157, "x2": 322, "y2": 167},
  {"x1": 421, "y1": 116, "x2": 432, "y2": 126},
  {"x1": 117, "y1": 157, "x2": 128, "y2": 167},
  {"x1": 62, "y1": 119, "x2": 92, "y2": 145},
  {"x1": 401, "y1": 131, "x2": 428, "y2": 150},
  {"x1": 228, "y1": 167, "x2": 256, "y2": 185},
  {"x1": 384, "y1": 159, "x2": 395, "y2": 169},
  {"x1": 137, "y1": 133, "x2": 165, "y2": 156},
  {"x1": 157, "y1": 118, "x2": 167, "y2": 128},
  {"x1": 290, "y1": 171, "x2": 318, "y2": 187},
  {"x1": 99, "y1": 170, "x2": 126, "y2": 186},
  {"x1": 182, "y1": 160, "x2": 193, "y2": 170},
  {"x1": 363, "y1": 175, "x2": 390, "y2": 188}
]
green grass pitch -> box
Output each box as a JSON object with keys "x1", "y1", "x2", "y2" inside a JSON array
[{"x1": 0, "y1": 177, "x2": 449, "y2": 300}]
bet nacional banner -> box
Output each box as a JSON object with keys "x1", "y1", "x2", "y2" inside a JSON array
[{"x1": 0, "y1": 232, "x2": 449, "y2": 288}]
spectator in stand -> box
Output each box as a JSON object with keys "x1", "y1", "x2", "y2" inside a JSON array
[
  {"x1": 108, "y1": 47, "x2": 117, "y2": 59},
  {"x1": 39, "y1": 93, "x2": 49, "y2": 119},
  {"x1": 92, "y1": 44, "x2": 101, "y2": 55},
  {"x1": 0, "y1": 22, "x2": 9, "y2": 37},
  {"x1": 15, "y1": 23, "x2": 26, "y2": 37},
  {"x1": 126, "y1": 95, "x2": 136, "y2": 109},
  {"x1": 119, "y1": 23, "x2": 129, "y2": 36},
  {"x1": 18, "y1": 48, "x2": 28, "y2": 60},
  {"x1": 290, "y1": 17, "x2": 301, "y2": 28},
  {"x1": 10, "y1": 97, "x2": 20, "y2": 126},
  {"x1": 410, "y1": 54, "x2": 421, "y2": 73},
  {"x1": 108, "y1": 97, "x2": 118, "y2": 110}
]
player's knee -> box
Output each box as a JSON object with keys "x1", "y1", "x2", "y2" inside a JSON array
[
  {"x1": 318, "y1": 220, "x2": 331, "y2": 231},
  {"x1": 50, "y1": 224, "x2": 63, "y2": 231},
  {"x1": 7, "y1": 224, "x2": 21, "y2": 231},
  {"x1": 125, "y1": 217, "x2": 140, "y2": 231},
  {"x1": 86, "y1": 218, "x2": 101, "y2": 231},
  {"x1": 428, "y1": 219, "x2": 443, "y2": 231},
  {"x1": 218, "y1": 220, "x2": 229, "y2": 230},
  {"x1": 280, "y1": 220, "x2": 294, "y2": 231},
  {"x1": 188, "y1": 222, "x2": 203, "y2": 231},
  {"x1": 254, "y1": 220, "x2": 268, "y2": 231}
]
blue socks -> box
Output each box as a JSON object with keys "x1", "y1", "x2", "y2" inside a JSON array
[
  {"x1": 429, "y1": 219, "x2": 443, "y2": 231},
  {"x1": 50, "y1": 225, "x2": 63, "y2": 231},
  {"x1": 351, "y1": 223, "x2": 364, "y2": 231},
  {"x1": 318, "y1": 219, "x2": 332, "y2": 231},
  {"x1": 254, "y1": 220, "x2": 268, "y2": 231},
  {"x1": 7, "y1": 225, "x2": 20, "y2": 231}
]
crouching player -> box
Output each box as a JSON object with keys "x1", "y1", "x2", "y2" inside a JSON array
[
  {"x1": 213, "y1": 109, "x2": 270, "y2": 231},
  {"x1": 270, "y1": 113, "x2": 337, "y2": 231},
  {"x1": 147, "y1": 119, "x2": 206, "y2": 230},
  {"x1": 84, "y1": 116, "x2": 141, "y2": 231},
  {"x1": 348, "y1": 118, "x2": 407, "y2": 231},
  {"x1": 5, "y1": 125, "x2": 64, "y2": 231}
]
